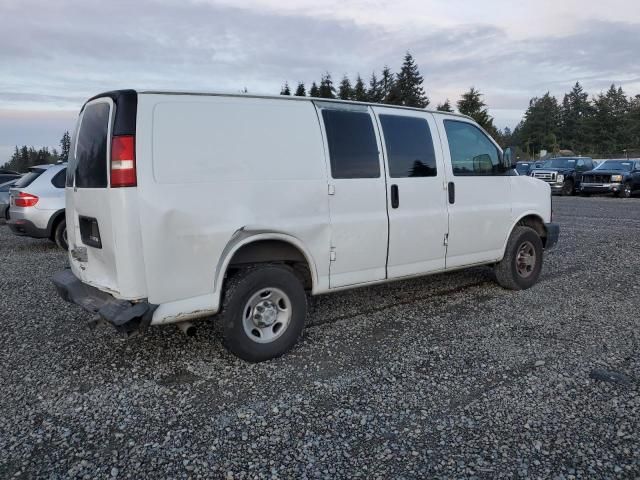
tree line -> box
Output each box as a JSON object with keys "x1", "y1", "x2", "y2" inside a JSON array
[
  {"x1": 281, "y1": 53, "x2": 639, "y2": 158},
  {"x1": 507, "y1": 82, "x2": 640, "y2": 158},
  {"x1": 280, "y1": 52, "x2": 502, "y2": 141},
  {"x1": 2, "y1": 131, "x2": 71, "y2": 172}
]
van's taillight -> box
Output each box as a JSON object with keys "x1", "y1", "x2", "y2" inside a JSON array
[
  {"x1": 110, "y1": 135, "x2": 136, "y2": 187},
  {"x1": 15, "y1": 192, "x2": 39, "y2": 207}
]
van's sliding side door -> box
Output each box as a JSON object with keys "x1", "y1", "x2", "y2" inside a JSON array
[
  {"x1": 372, "y1": 108, "x2": 449, "y2": 278},
  {"x1": 315, "y1": 102, "x2": 389, "y2": 288}
]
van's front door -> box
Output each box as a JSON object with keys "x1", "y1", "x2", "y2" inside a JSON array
[
  {"x1": 317, "y1": 103, "x2": 389, "y2": 288},
  {"x1": 436, "y1": 117, "x2": 513, "y2": 268},
  {"x1": 373, "y1": 107, "x2": 448, "y2": 277}
]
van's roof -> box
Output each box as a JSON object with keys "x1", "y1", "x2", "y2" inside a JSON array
[{"x1": 88, "y1": 89, "x2": 473, "y2": 120}]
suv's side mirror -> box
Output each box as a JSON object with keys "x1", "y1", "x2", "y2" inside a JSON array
[{"x1": 502, "y1": 147, "x2": 516, "y2": 170}]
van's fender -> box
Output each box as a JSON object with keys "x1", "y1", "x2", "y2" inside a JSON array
[
  {"x1": 498, "y1": 211, "x2": 547, "y2": 260},
  {"x1": 151, "y1": 228, "x2": 321, "y2": 326},
  {"x1": 214, "y1": 227, "x2": 320, "y2": 293}
]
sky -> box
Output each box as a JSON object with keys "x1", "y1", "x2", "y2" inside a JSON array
[{"x1": 1, "y1": 0, "x2": 640, "y2": 164}]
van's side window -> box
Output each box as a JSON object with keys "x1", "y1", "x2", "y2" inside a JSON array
[
  {"x1": 322, "y1": 109, "x2": 380, "y2": 179},
  {"x1": 444, "y1": 120, "x2": 502, "y2": 176},
  {"x1": 380, "y1": 115, "x2": 437, "y2": 177}
]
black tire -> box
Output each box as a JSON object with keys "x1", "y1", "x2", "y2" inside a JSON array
[
  {"x1": 221, "y1": 265, "x2": 307, "y2": 362},
  {"x1": 561, "y1": 179, "x2": 574, "y2": 196},
  {"x1": 4, "y1": 206, "x2": 9, "y2": 220},
  {"x1": 618, "y1": 182, "x2": 632, "y2": 198},
  {"x1": 494, "y1": 226, "x2": 543, "y2": 290},
  {"x1": 54, "y1": 218, "x2": 68, "y2": 250}
]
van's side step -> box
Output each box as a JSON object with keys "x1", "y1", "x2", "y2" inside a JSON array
[{"x1": 52, "y1": 269, "x2": 156, "y2": 334}]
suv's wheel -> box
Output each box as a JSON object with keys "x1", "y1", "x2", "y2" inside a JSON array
[
  {"x1": 494, "y1": 226, "x2": 543, "y2": 290},
  {"x1": 618, "y1": 182, "x2": 632, "y2": 198},
  {"x1": 561, "y1": 179, "x2": 574, "y2": 196},
  {"x1": 54, "y1": 218, "x2": 68, "y2": 250},
  {"x1": 4, "y1": 206, "x2": 9, "y2": 220},
  {"x1": 222, "y1": 265, "x2": 307, "y2": 362}
]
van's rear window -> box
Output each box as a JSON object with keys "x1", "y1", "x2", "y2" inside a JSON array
[
  {"x1": 73, "y1": 103, "x2": 110, "y2": 188},
  {"x1": 14, "y1": 169, "x2": 45, "y2": 188}
]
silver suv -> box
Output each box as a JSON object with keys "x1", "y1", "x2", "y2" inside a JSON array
[{"x1": 7, "y1": 163, "x2": 68, "y2": 250}]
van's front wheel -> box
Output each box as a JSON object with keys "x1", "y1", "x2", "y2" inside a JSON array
[
  {"x1": 494, "y1": 226, "x2": 543, "y2": 290},
  {"x1": 221, "y1": 265, "x2": 307, "y2": 362}
]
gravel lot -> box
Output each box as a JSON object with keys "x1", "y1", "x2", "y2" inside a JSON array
[{"x1": 0, "y1": 196, "x2": 639, "y2": 479}]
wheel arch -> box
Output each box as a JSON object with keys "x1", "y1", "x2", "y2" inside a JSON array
[
  {"x1": 502, "y1": 213, "x2": 549, "y2": 256},
  {"x1": 214, "y1": 230, "x2": 319, "y2": 297}
]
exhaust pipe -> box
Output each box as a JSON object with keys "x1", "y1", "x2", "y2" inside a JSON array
[{"x1": 177, "y1": 321, "x2": 196, "y2": 337}]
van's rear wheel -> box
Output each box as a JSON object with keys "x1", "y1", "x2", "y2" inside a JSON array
[
  {"x1": 222, "y1": 265, "x2": 306, "y2": 362},
  {"x1": 54, "y1": 218, "x2": 68, "y2": 251},
  {"x1": 494, "y1": 226, "x2": 543, "y2": 290}
]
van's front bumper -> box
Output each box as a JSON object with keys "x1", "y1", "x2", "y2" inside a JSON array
[{"x1": 52, "y1": 269, "x2": 156, "y2": 334}]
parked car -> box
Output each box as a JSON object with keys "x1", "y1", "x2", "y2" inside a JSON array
[
  {"x1": 530, "y1": 157, "x2": 595, "y2": 195},
  {"x1": 515, "y1": 161, "x2": 544, "y2": 176},
  {"x1": 53, "y1": 90, "x2": 558, "y2": 362},
  {"x1": 0, "y1": 169, "x2": 21, "y2": 185},
  {"x1": 580, "y1": 159, "x2": 640, "y2": 197},
  {"x1": 7, "y1": 163, "x2": 68, "y2": 249},
  {"x1": 0, "y1": 179, "x2": 19, "y2": 219}
]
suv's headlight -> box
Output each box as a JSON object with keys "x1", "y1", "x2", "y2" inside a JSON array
[
  {"x1": 611, "y1": 174, "x2": 623, "y2": 182},
  {"x1": 557, "y1": 174, "x2": 564, "y2": 182}
]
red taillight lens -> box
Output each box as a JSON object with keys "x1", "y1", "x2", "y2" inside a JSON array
[
  {"x1": 14, "y1": 192, "x2": 39, "y2": 207},
  {"x1": 110, "y1": 135, "x2": 136, "y2": 187}
]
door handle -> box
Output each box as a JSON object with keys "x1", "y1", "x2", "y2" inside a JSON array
[
  {"x1": 391, "y1": 184, "x2": 399, "y2": 208},
  {"x1": 448, "y1": 182, "x2": 455, "y2": 204}
]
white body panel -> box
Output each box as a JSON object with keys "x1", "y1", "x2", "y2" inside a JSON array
[
  {"x1": 63, "y1": 92, "x2": 552, "y2": 326},
  {"x1": 138, "y1": 95, "x2": 331, "y2": 321}
]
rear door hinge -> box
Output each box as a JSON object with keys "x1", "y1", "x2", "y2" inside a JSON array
[
  {"x1": 330, "y1": 248, "x2": 336, "y2": 262},
  {"x1": 328, "y1": 184, "x2": 335, "y2": 195},
  {"x1": 443, "y1": 233, "x2": 449, "y2": 246}
]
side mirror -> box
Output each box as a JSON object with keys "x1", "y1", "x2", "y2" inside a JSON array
[{"x1": 502, "y1": 147, "x2": 516, "y2": 170}]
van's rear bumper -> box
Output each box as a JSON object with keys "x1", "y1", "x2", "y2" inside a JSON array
[{"x1": 52, "y1": 269, "x2": 156, "y2": 334}]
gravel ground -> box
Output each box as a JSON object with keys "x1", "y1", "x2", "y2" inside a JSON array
[{"x1": 0, "y1": 196, "x2": 639, "y2": 479}]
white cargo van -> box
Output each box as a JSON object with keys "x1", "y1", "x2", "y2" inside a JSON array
[{"x1": 53, "y1": 90, "x2": 559, "y2": 361}]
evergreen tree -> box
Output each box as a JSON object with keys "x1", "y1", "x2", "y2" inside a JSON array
[
  {"x1": 318, "y1": 72, "x2": 336, "y2": 99},
  {"x1": 589, "y1": 85, "x2": 630, "y2": 154},
  {"x1": 394, "y1": 52, "x2": 429, "y2": 108},
  {"x1": 280, "y1": 82, "x2": 291, "y2": 95},
  {"x1": 367, "y1": 72, "x2": 383, "y2": 103},
  {"x1": 309, "y1": 82, "x2": 320, "y2": 98},
  {"x1": 379, "y1": 66, "x2": 395, "y2": 103},
  {"x1": 436, "y1": 99, "x2": 454, "y2": 112},
  {"x1": 338, "y1": 75, "x2": 353, "y2": 100},
  {"x1": 59, "y1": 131, "x2": 71, "y2": 162},
  {"x1": 294, "y1": 82, "x2": 306, "y2": 97},
  {"x1": 629, "y1": 95, "x2": 640, "y2": 149},
  {"x1": 560, "y1": 82, "x2": 592, "y2": 153},
  {"x1": 517, "y1": 93, "x2": 562, "y2": 156},
  {"x1": 353, "y1": 75, "x2": 368, "y2": 102},
  {"x1": 457, "y1": 87, "x2": 499, "y2": 137}
]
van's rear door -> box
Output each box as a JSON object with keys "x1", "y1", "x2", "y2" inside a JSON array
[{"x1": 66, "y1": 98, "x2": 122, "y2": 294}]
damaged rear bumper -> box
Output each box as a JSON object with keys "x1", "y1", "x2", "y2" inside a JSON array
[{"x1": 52, "y1": 269, "x2": 156, "y2": 334}]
